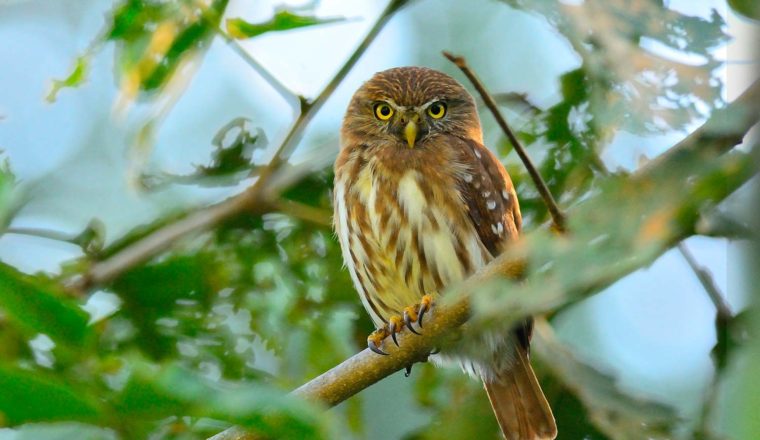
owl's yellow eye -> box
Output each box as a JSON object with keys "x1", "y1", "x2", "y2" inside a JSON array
[
  {"x1": 374, "y1": 103, "x2": 394, "y2": 121},
  {"x1": 427, "y1": 101, "x2": 446, "y2": 119}
]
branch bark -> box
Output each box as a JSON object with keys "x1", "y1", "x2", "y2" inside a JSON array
[{"x1": 209, "y1": 80, "x2": 760, "y2": 440}]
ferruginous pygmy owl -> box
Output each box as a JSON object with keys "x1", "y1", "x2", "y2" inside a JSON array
[{"x1": 333, "y1": 67, "x2": 556, "y2": 439}]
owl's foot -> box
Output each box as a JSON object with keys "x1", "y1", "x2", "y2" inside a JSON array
[
  {"x1": 366, "y1": 294, "x2": 435, "y2": 355},
  {"x1": 403, "y1": 294, "x2": 433, "y2": 332},
  {"x1": 367, "y1": 328, "x2": 390, "y2": 355}
]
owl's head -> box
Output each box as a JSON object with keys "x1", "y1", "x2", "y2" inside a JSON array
[{"x1": 341, "y1": 67, "x2": 482, "y2": 149}]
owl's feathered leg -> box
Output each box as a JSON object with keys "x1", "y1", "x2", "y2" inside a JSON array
[{"x1": 366, "y1": 294, "x2": 434, "y2": 355}]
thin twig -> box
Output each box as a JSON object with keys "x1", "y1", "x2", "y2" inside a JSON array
[
  {"x1": 216, "y1": 29, "x2": 301, "y2": 112},
  {"x1": 5, "y1": 227, "x2": 78, "y2": 244},
  {"x1": 72, "y1": 0, "x2": 408, "y2": 293},
  {"x1": 677, "y1": 242, "x2": 732, "y2": 440},
  {"x1": 677, "y1": 243, "x2": 732, "y2": 321},
  {"x1": 443, "y1": 51, "x2": 567, "y2": 233}
]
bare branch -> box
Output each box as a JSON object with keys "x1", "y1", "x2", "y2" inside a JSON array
[
  {"x1": 443, "y1": 51, "x2": 567, "y2": 232},
  {"x1": 208, "y1": 79, "x2": 760, "y2": 440}
]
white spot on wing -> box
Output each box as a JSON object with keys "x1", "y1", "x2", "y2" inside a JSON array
[
  {"x1": 474, "y1": 150, "x2": 482, "y2": 159},
  {"x1": 487, "y1": 200, "x2": 496, "y2": 210},
  {"x1": 464, "y1": 174, "x2": 473, "y2": 183},
  {"x1": 502, "y1": 190, "x2": 510, "y2": 201}
]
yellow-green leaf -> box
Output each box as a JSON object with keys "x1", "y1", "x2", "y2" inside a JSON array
[
  {"x1": 46, "y1": 55, "x2": 89, "y2": 103},
  {"x1": 226, "y1": 11, "x2": 342, "y2": 40}
]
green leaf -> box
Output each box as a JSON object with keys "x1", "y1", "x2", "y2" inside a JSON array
[
  {"x1": 116, "y1": 362, "x2": 328, "y2": 439},
  {"x1": 728, "y1": 0, "x2": 760, "y2": 20},
  {"x1": 46, "y1": 55, "x2": 89, "y2": 103},
  {"x1": 226, "y1": 11, "x2": 343, "y2": 40},
  {"x1": 0, "y1": 263, "x2": 91, "y2": 347},
  {"x1": 0, "y1": 365, "x2": 101, "y2": 425}
]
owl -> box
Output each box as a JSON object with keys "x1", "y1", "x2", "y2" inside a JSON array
[{"x1": 333, "y1": 67, "x2": 556, "y2": 439}]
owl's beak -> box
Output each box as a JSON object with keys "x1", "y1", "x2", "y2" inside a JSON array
[
  {"x1": 404, "y1": 121, "x2": 417, "y2": 148},
  {"x1": 404, "y1": 113, "x2": 420, "y2": 148}
]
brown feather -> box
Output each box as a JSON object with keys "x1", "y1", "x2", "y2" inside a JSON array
[{"x1": 484, "y1": 347, "x2": 557, "y2": 440}]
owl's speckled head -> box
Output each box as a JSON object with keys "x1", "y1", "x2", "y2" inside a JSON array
[{"x1": 341, "y1": 67, "x2": 482, "y2": 150}]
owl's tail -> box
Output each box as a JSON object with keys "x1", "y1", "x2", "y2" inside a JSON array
[{"x1": 483, "y1": 347, "x2": 557, "y2": 440}]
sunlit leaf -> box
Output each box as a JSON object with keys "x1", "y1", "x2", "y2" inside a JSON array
[
  {"x1": 0, "y1": 263, "x2": 91, "y2": 347},
  {"x1": 0, "y1": 365, "x2": 101, "y2": 425},
  {"x1": 226, "y1": 11, "x2": 343, "y2": 40}
]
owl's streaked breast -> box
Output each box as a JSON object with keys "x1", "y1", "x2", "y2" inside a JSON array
[{"x1": 334, "y1": 145, "x2": 491, "y2": 328}]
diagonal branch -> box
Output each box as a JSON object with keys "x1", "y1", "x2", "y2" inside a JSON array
[
  {"x1": 443, "y1": 51, "x2": 567, "y2": 232},
  {"x1": 208, "y1": 80, "x2": 760, "y2": 440},
  {"x1": 71, "y1": 0, "x2": 410, "y2": 293}
]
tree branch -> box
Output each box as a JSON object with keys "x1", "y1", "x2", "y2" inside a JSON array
[
  {"x1": 208, "y1": 80, "x2": 760, "y2": 440},
  {"x1": 71, "y1": 0, "x2": 409, "y2": 293}
]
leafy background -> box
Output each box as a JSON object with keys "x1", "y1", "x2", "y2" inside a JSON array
[{"x1": 0, "y1": 0, "x2": 758, "y2": 439}]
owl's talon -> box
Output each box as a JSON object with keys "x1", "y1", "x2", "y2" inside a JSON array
[
  {"x1": 404, "y1": 364, "x2": 413, "y2": 377},
  {"x1": 403, "y1": 308, "x2": 421, "y2": 335},
  {"x1": 418, "y1": 294, "x2": 433, "y2": 327},
  {"x1": 388, "y1": 316, "x2": 404, "y2": 347},
  {"x1": 429, "y1": 347, "x2": 440, "y2": 355},
  {"x1": 368, "y1": 329, "x2": 389, "y2": 355}
]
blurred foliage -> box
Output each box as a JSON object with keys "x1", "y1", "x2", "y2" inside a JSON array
[
  {"x1": 533, "y1": 322, "x2": 676, "y2": 439},
  {"x1": 107, "y1": 0, "x2": 229, "y2": 95},
  {"x1": 728, "y1": 0, "x2": 760, "y2": 20},
  {"x1": 1, "y1": 0, "x2": 756, "y2": 439},
  {"x1": 141, "y1": 117, "x2": 266, "y2": 190},
  {"x1": 226, "y1": 10, "x2": 343, "y2": 40},
  {"x1": 500, "y1": 0, "x2": 728, "y2": 227}
]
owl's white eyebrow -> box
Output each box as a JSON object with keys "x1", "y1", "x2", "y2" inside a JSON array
[{"x1": 422, "y1": 97, "x2": 445, "y2": 108}]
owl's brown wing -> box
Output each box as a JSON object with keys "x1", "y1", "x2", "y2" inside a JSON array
[
  {"x1": 456, "y1": 137, "x2": 530, "y2": 349},
  {"x1": 456, "y1": 138, "x2": 521, "y2": 256}
]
